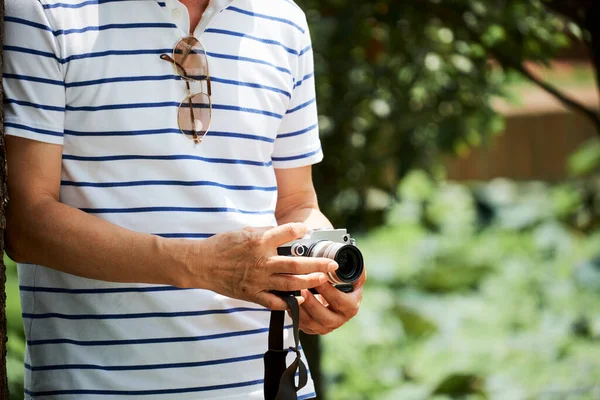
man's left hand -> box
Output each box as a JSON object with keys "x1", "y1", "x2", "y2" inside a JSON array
[{"x1": 297, "y1": 269, "x2": 366, "y2": 335}]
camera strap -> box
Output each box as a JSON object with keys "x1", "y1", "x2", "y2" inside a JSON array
[{"x1": 263, "y1": 295, "x2": 308, "y2": 400}]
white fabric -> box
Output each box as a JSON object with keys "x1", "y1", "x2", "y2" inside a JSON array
[{"x1": 4, "y1": 0, "x2": 322, "y2": 398}]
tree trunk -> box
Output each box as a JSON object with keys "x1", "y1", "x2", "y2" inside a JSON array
[
  {"x1": 585, "y1": 2, "x2": 600, "y2": 107},
  {"x1": 0, "y1": 1, "x2": 8, "y2": 399}
]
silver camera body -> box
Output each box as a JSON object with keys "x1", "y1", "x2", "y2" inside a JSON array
[
  {"x1": 278, "y1": 228, "x2": 364, "y2": 287},
  {"x1": 281, "y1": 228, "x2": 356, "y2": 255}
]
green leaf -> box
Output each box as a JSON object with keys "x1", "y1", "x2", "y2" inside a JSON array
[
  {"x1": 568, "y1": 138, "x2": 600, "y2": 177},
  {"x1": 416, "y1": 263, "x2": 494, "y2": 293},
  {"x1": 393, "y1": 304, "x2": 438, "y2": 338},
  {"x1": 432, "y1": 373, "x2": 486, "y2": 398}
]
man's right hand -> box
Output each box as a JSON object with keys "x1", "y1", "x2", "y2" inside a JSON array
[{"x1": 183, "y1": 223, "x2": 338, "y2": 310}]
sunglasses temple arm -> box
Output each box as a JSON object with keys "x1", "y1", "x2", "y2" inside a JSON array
[
  {"x1": 185, "y1": 81, "x2": 199, "y2": 142},
  {"x1": 160, "y1": 54, "x2": 190, "y2": 79}
]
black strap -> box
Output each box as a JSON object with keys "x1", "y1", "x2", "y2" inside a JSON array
[{"x1": 264, "y1": 295, "x2": 308, "y2": 400}]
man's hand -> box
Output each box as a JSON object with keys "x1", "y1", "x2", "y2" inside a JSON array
[
  {"x1": 296, "y1": 269, "x2": 366, "y2": 335},
  {"x1": 187, "y1": 222, "x2": 339, "y2": 311}
]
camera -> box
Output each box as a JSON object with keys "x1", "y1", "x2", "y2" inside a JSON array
[{"x1": 277, "y1": 228, "x2": 364, "y2": 293}]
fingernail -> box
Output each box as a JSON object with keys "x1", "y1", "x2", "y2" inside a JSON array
[
  {"x1": 319, "y1": 274, "x2": 328, "y2": 284},
  {"x1": 328, "y1": 262, "x2": 339, "y2": 273}
]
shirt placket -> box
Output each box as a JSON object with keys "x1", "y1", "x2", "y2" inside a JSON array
[{"x1": 160, "y1": 0, "x2": 190, "y2": 35}]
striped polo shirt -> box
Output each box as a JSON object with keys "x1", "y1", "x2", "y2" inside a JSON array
[{"x1": 4, "y1": 0, "x2": 322, "y2": 398}]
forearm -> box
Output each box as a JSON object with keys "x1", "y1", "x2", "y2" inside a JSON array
[
  {"x1": 6, "y1": 197, "x2": 194, "y2": 288},
  {"x1": 276, "y1": 204, "x2": 333, "y2": 230}
]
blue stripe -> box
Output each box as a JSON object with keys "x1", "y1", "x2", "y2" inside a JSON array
[
  {"x1": 272, "y1": 148, "x2": 322, "y2": 162},
  {"x1": 214, "y1": 104, "x2": 283, "y2": 119},
  {"x1": 4, "y1": 45, "x2": 57, "y2": 59},
  {"x1": 64, "y1": 75, "x2": 289, "y2": 98},
  {"x1": 208, "y1": 131, "x2": 275, "y2": 143},
  {"x1": 286, "y1": 98, "x2": 316, "y2": 114},
  {"x1": 61, "y1": 180, "x2": 277, "y2": 191},
  {"x1": 299, "y1": 45, "x2": 312, "y2": 56},
  {"x1": 6, "y1": 97, "x2": 279, "y2": 116},
  {"x1": 42, "y1": 0, "x2": 124, "y2": 9},
  {"x1": 211, "y1": 77, "x2": 291, "y2": 98},
  {"x1": 299, "y1": 393, "x2": 317, "y2": 400},
  {"x1": 25, "y1": 353, "x2": 267, "y2": 371},
  {"x1": 80, "y1": 207, "x2": 274, "y2": 215},
  {"x1": 206, "y1": 28, "x2": 298, "y2": 55},
  {"x1": 4, "y1": 16, "x2": 52, "y2": 32},
  {"x1": 61, "y1": 101, "x2": 283, "y2": 119},
  {"x1": 22, "y1": 307, "x2": 268, "y2": 320},
  {"x1": 62, "y1": 48, "x2": 168, "y2": 63},
  {"x1": 277, "y1": 124, "x2": 318, "y2": 139},
  {"x1": 65, "y1": 101, "x2": 177, "y2": 111},
  {"x1": 64, "y1": 127, "x2": 180, "y2": 137},
  {"x1": 55, "y1": 22, "x2": 177, "y2": 36},
  {"x1": 294, "y1": 72, "x2": 315, "y2": 89},
  {"x1": 67, "y1": 75, "x2": 178, "y2": 87},
  {"x1": 157, "y1": 1, "x2": 166, "y2": 6},
  {"x1": 25, "y1": 347, "x2": 303, "y2": 372},
  {"x1": 63, "y1": 127, "x2": 275, "y2": 142},
  {"x1": 24, "y1": 379, "x2": 263, "y2": 396},
  {"x1": 4, "y1": 122, "x2": 63, "y2": 137},
  {"x1": 19, "y1": 285, "x2": 189, "y2": 294},
  {"x1": 207, "y1": 52, "x2": 292, "y2": 75},
  {"x1": 3, "y1": 45, "x2": 169, "y2": 63},
  {"x1": 155, "y1": 233, "x2": 215, "y2": 239},
  {"x1": 3, "y1": 73, "x2": 65, "y2": 87},
  {"x1": 4, "y1": 17, "x2": 177, "y2": 36},
  {"x1": 28, "y1": 325, "x2": 292, "y2": 346},
  {"x1": 3, "y1": 72, "x2": 290, "y2": 98},
  {"x1": 62, "y1": 154, "x2": 273, "y2": 167},
  {"x1": 4, "y1": 45, "x2": 293, "y2": 75},
  {"x1": 4, "y1": 99, "x2": 65, "y2": 112},
  {"x1": 227, "y1": 6, "x2": 305, "y2": 34}
]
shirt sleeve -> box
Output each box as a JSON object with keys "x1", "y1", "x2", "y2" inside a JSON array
[
  {"x1": 3, "y1": 0, "x2": 66, "y2": 145},
  {"x1": 271, "y1": 25, "x2": 323, "y2": 169}
]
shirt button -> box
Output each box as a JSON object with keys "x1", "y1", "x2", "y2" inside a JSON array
[{"x1": 172, "y1": 8, "x2": 181, "y2": 18}]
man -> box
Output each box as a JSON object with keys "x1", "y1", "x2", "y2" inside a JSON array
[{"x1": 3, "y1": 0, "x2": 365, "y2": 398}]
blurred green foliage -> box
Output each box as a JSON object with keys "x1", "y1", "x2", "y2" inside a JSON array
[
  {"x1": 6, "y1": 257, "x2": 24, "y2": 400},
  {"x1": 323, "y1": 172, "x2": 600, "y2": 400},
  {"x1": 4, "y1": 1, "x2": 597, "y2": 398},
  {"x1": 296, "y1": 0, "x2": 581, "y2": 231}
]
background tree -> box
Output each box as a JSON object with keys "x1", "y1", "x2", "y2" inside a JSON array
[
  {"x1": 296, "y1": 0, "x2": 599, "y2": 233},
  {"x1": 294, "y1": 0, "x2": 597, "y2": 397}
]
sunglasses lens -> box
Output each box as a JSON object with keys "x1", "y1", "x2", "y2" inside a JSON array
[
  {"x1": 173, "y1": 36, "x2": 208, "y2": 80},
  {"x1": 178, "y1": 93, "x2": 211, "y2": 141}
]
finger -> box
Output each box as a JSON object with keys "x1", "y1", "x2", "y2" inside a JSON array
[
  {"x1": 300, "y1": 289, "x2": 345, "y2": 332},
  {"x1": 269, "y1": 273, "x2": 328, "y2": 292},
  {"x1": 313, "y1": 283, "x2": 361, "y2": 319},
  {"x1": 253, "y1": 292, "x2": 291, "y2": 311},
  {"x1": 354, "y1": 268, "x2": 367, "y2": 288},
  {"x1": 262, "y1": 222, "x2": 307, "y2": 247},
  {"x1": 243, "y1": 226, "x2": 274, "y2": 233},
  {"x1": 298, "y1": 307, "x2": 321, "y2": 335},
  {"x1": 314, "y1": 293, "x2": 329, "y2": 307},
  {"x1": 268, "y1": 256, "x2": 338, "y2": 275},
  {"x1": 288, "y1": 293, "x2": 328, "y2": 335}
]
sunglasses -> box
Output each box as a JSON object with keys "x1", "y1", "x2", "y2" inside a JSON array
[{"x1": 160, "y1": 36, "x2": 212, "y2": 144}]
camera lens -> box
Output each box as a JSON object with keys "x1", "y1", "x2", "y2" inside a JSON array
[
  {"x1": 334, "y1": 246, "x2": 363, "y2": 283},
  {"x1": 309, "y1": 241, "x2": 364, "y2": 285}
]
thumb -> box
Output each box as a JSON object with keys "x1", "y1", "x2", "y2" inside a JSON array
[{"x1": 263, "y1": 223, "x2": 307, "y2": 247}]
